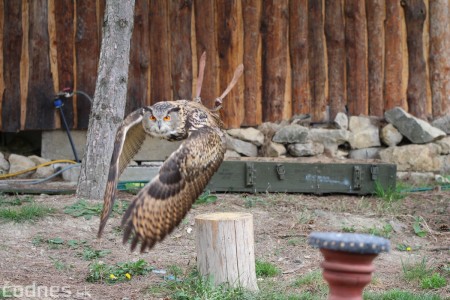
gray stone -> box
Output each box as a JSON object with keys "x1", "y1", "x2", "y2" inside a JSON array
[
  {"x1": 226, "y1": 135, "x2": 258, "y2": 157},
  {"x1": 379, "y1": 144, "x2": 441, "y2": 172},
  {"x1": 348, "y1": 116, "x2": 381, "y2": 149},
  {"x1": 385, "y1": 107, "x2": 446, "y2": 143},
  {"x1": 224, "y1": 150, "x2": 241, "y2": 158},
  {"x1": 380, "y1": 124, "x2": 403, "y2": 147},
  {"x1": 396, "y1": 172, "x2": 435, "y2": 185},
  {"x1": 334, "y1": 112, "x2": 348, "y2": 130},
  {"x1": 435, "y1": 136, "x2": 450, "y2": 154},
  {"x1": 272, "y1": 124, "x2": 309, "y2": 144},
  {"x1": 439, "y1": 155, "x2": 450, "y2": 174},
  {"x1": 61, "y1": 164, "x2": 81, "y2": 182},
  {"x1": 431, "y1": 115, "x2": 450, "y2": 134},
  {"x1": 308, "y1": 129, "x2": 350, "y2": 157},
  {"x1": 227, "y1": 127, "x2": 265, "y2": 146},
  {"x1": 258, "y1": 122, "x2": 286, "y2": 137},
  {"x1": 349, "y1": 147, "x2": 382, "y2": 160},
  {"x1": 288, "y1": 142, "x2": 324, "y2": 157},
  {"x1": 0, "y1": 152, "x2": 10, "y2": 174},
  {"x1": 28, "y1": 155, "x2": 54, "y2": 179},
  {"x1": 263, "y1": 142, "x2": 287, "y2": 157},
  {"x1": 8, "y1": 154, "x2": 36, "y2": 178}
]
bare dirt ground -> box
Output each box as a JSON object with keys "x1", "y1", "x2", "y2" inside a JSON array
[{"x1": 0, "y1": 190, "x2": 448, "y2": 299}]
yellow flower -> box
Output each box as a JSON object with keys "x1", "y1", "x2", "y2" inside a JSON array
[
  {"x1": 406, "y1": 247, "x2": 412, "y2": 251},
  {"x1": 125, "y1": 273, "x2": 131, "y2": 280},
  {"x1": 109, "y1": 274, "x2": 117, "y2": 280}
]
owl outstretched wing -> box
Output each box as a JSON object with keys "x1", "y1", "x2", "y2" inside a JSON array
[
  {"x1": 121, "y1": 126, "x2": 225, "y2": 252},
  {"x1": 98, "y1": 107, "x2": 149, "y2": 237}
]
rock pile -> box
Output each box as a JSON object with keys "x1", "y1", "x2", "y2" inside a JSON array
[
  {"x1": 224, "y1": 107, "x2": 450, "y2": 178},
  {"x1": 0, "y1": 153, "x2": 60, "y2": 180}
]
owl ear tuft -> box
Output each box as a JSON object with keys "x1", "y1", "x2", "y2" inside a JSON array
[{"x1": 168, "y1": 106, "x2": 181, "y2": 113}]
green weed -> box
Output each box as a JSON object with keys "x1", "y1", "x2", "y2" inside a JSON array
[
  {"x1": 365, "y1": 223, "x2": 393, "y2": 238},
  {"x1": 79, "y1": 246, "x2": 111, "y2": 261},
  {"x1": 0, "y1": 203, "x2": 55, "y2": 222},
  {"x1": 64, "y1": 199, "x2": 128, "y2": 220},
  {"x1": 255, "y1": 260, "x2": 280, "y2": 277},
  {"x1": 413, "y1": 216, "x2": 427, "y2": 237},
  {"x1": 341, "y1": 225, "x2": 356, "y2": 233},
  {"x1": 194, "y1": 190, "x2": 218, "y2": 205},
  {"x1": 49, "y1": 256, "x2": 72, "y2": 272},
  {"x1": 402, "y1": 258, "x2": 432, "y2": 282},
  {"x1": 86, "y1": 259, "x2": 152, "y2": 284}
]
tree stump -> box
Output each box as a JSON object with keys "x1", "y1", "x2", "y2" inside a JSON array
[{"x1": 195, "y1": 212, "x2": 258, "y2": 291}]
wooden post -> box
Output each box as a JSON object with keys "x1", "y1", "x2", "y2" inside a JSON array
[{"x1": 195, "y1": 212, "x2": 258, "y2": 292}]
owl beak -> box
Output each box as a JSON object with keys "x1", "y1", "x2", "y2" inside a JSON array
[{"x1": 157, "y1": 120, "x2": 162, "y2": 129}]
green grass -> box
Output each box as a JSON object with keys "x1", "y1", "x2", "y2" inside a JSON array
[
  {"x1": 401, "y1": 257, "x2": 447, "y2": 291},
  {"x1": 255, "y1": 260, "x2": 280, "y2": 277},
  {"x1": 0, "y1": 203, "x2": 55, "y2": 222},
  {"x1": 374, "y1": 181, "x2": 406, "y2": 202},
  {"x1": 364, "y1": 289, "x2": 443, "y2": 300},
  {"x1": 292, "y1": 270, "x2": 328, "y2": 298},
  {"x1": 420, "y1": 273, "x2": 447, "y2": 289},
  {"x1": 364, "y1": 223, "x2": 394, "y2": 238},
  {"x1": 64, "y1": 199, "x2": 128, "y2": 220},
  {"x1": 86, "y1": 259, "x2": 153, "y2": 284}
]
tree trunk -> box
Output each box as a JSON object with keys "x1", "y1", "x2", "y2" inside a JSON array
[
  {"x1": 76, "y1": 0, "x2": 135, "y2": 200},
  {"x1": 344, "y1": 0, "x2": 368, "y2": 116},
  {"x1": 308, "y1": 0, "x2": 327, "y2": 122},
  {"x1": 325, "y1": 0, "x2": 345, "y2": 120},
  {"x1": 289, "y1": 0, "x2": 310, "y2": 116},
  {"x1": 195, "y1": 212, "x2": 258, "y2": 291},
  {"x1": 429, "y1": 0, "x2": 450, "y2": 117},
  {"x1": 366, "y1": 0, "x2": 385, "y2": 117}
]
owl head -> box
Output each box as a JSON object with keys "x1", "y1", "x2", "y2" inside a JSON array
[{"x1": 142, "y1": 101, "x2": 187, "y2": 140}]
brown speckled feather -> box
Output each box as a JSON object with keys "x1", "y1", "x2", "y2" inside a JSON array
[
  {"x1": 121, "y1": 126, "x2": 226, "y2": 252},
  {"x1": 98, "y1": 108, "x2": 148, "y2": 237}
]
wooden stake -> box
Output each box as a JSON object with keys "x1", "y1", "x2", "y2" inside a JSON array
[{"x1": 195, "y1": 212, "x2": 258, "y2": 292}]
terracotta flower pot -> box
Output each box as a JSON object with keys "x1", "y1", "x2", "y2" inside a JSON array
[{"x1": 308, "y1": 232, "x2": 390, "y2": 300}]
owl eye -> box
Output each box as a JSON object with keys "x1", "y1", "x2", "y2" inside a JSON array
[
  {"x1": 163, "y1": 115, "x2": 171, "y2": 121},
  {"x1": 149, "y1": 115, "x2": 156, "y2": 121}
]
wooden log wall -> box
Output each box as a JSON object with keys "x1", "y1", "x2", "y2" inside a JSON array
[{"x1": 1, "y1": 0, "x2": 449, "y2": 131}]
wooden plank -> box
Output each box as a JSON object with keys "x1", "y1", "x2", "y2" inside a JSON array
[
  {"x1": 384, "y1": 0, "x2": 405, "y2": 110},
  {"x1": 325, "y1": 0, "x2": 346, "y2": 120},
  {"x1": 366, "y1": 0, "x2": 386, "y2": 117},
  {"x1": 217, "y1": 0, "x2": 244, "y2": 128},
  {"x1": 24, "y1": 0, "x2": 55, "y2": 130},
  {"x1": 169, "y1": 0, "x2": 193, "y2": 100},
  {"x1": 308, "y1": 0, "x2": 327, "y2": 122},
  {"x1": 193, "y1": 0, "x2": 219, "y2": 109},
  {"x1": 54, "y1": 0, "x2": 75, "y2": 128},
  {"x1": 2, "y1": 0, "x2": 22, "y2": 132},
  {"x1": 126, "y1": 0, "x2": 149, "y2": 113},
  {"x1": 344, "y1": 0, "x2": 368, "y2": 116},
  {"x1": 429, "y1": 0, "x2": 450, "y2": 117},
  {"x1": 48, "y1": 0, "x2": 60, "y2": 129},
  {"x1": 0, "y1": 0, "x2": 4, "y2": 130},
  {"x1": 242, "y1": 0, "x2": 262, "y2": 126},
  {"x1": 289, "y1": 0, "x2": 309, "y2": 116},
  {"x1": 75, "y1": 0, "x2": 99, "y2": 129},
  {"x1": 402, "y1": 0, "x2": 427, "y2": 120},
  {"x1": 20, "y1": 0, "x2": 29, "y2": 130},
  {"x1": 149, "y1": 0, "x2": 172, "y2": 104},
  {"x1": 262, "y1": 0, "x2": 289, "y2": 122}
]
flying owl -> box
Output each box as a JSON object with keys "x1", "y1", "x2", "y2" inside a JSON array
[{"x1": 98, "y1": 63, "x2": 243, "y2": 253}]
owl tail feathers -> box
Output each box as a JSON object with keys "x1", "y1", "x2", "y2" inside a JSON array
[
  {"x1": 97, "y1": 180, "x2": 118, "y2": 238},
  {"x1": 213, "y1": 64, "x2": 244, "y2": 110}
]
